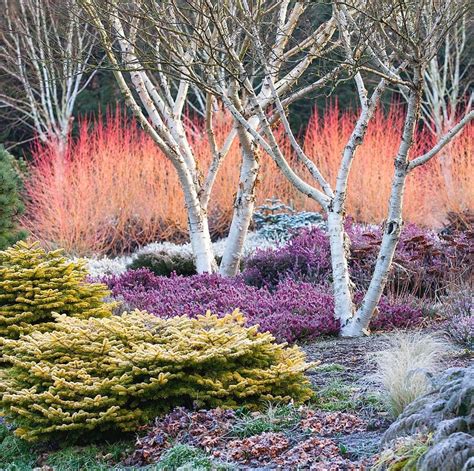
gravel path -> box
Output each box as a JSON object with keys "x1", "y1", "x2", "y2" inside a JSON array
[{"x1": 302, "y1": 327, "x2": 472, "y2": 388}]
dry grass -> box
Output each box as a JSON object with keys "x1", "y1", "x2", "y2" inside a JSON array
[{"x1": 370, "y1": 332, "x2": 449, "y2": 417}]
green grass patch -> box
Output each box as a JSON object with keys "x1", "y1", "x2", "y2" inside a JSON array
[
  {"x1": 312, "y1": 380, "x2": 388, "y2": 414},
  {"x1": 0, "y1": 423, "x2": 37, "y2": 471},
  {"x1": 45, "y1": 441, "x2": 132, "y2": 471},
  {"x1": 312, "y1": 380, "x2": 356, "y2": 411},
  {"x1": 155, "y1": 444, "x2": 232, "y2": 470},
  {"x1": 0, "y1": 424, "x2": 133, "y2": 470},
  {"x1": 231, "y1": 403, "x2": 301, "y2": 438},
  {"x1": 315, "y1": 363, "x2": 346, "y2": 373}
]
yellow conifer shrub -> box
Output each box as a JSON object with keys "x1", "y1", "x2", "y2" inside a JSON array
[
  {"x1": 0, "y1": 241, "x2": 112, "y2": 339},
  {"x1": 0, "y1": 310, "x2": 314, "y2": 442}
]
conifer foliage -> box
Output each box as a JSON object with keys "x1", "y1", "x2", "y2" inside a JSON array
[
  {"x1": 0, "y1": 146, "x2": 26, "y2": 250},
  {"x1": 0, "y1": 241, "x2": 112, "y2": 339},
  {"x1": 0, "y1": 310, "x2": 314, "y2": 442}
]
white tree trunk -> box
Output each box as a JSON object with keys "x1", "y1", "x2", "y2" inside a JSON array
[
  {"x1": 219, "y1": 124, "x2": 259, "y2": 276},
  {"x1": 341, "y1": 169, "x2": 406, "y2": 336},
  {"x1": 183, "y1": 186, "x2": 217, "y2": 273},
  {"x1": 342, "y1": 87, "x2": 420, "y2": 336},
  {"x1": 327, "y1": 210, "x2": 355, "y2": 328}
]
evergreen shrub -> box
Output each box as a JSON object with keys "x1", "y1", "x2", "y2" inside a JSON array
[
  {"x1": 0, "y1": 241, "x2": 112, "y2": 339},
  {"x1": 0, "y1": 146, "x2": 26, "y2": 249},
  {"x1": 0, "y1": 310, "x2": 314, "y2": 442},
  {"x1": 128, "y1": 251, "x2": 197, "y2": 277}
]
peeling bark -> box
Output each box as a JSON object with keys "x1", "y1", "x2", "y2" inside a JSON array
[
  {"x1": 327, "y1": 210, "x2": 355, "y2": 328},
  {"x1": 219, "y1": 124, "x2": 259, "y2": 276}
]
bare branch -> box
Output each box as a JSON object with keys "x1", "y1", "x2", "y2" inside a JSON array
[{"x1": 408, "y1": 109, "x2": 474, "y2": 170}]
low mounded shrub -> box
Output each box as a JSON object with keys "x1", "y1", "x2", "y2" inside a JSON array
[
  {"x1": 128, "y1": 251, "x2": 197, "y2": 277},
  {"x1": 0, "y1": 146, "x2": 27, "y2": 250},
  {"x1": 0, "y1": 310, "x2": 314, "y2": 442},
  {"x1": 361, "y1": 296, "x2": 424, "y2": 331},
  {"x1": 103, "y1": 269, "x2": 424, "y2": 343},
  {"x1": 447, "y1": 315, "x2": 473, "y2": 350},
  {"x1": 104, "y1": 270, "x2": 339, "y2": 343},
  {"x1": 0, "y1": 241, "x2": 112, "y2": 340}
]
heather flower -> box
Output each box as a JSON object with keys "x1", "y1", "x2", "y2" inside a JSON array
[
  {"x1": 368, "y1": 298, "x2": 424, "y2": 331},
  {"x1": 103, "y1": 270, "x2": 338, "y2": 343},
  {"x1": 242, "y1": 227, "x2": 331, "y2": 289},
  {"x1": 102, "y1": 269, "x2": 424, "y2": 343},
  {"x1": 443, "y1": 288, "x2": 473, "y2": 349},
  {"x1": 243, "y1": 221, "x2": 472, "y2": 300}
]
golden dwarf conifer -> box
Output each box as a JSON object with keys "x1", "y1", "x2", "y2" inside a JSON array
[
  {"x1": 0, "y1": 310, "x2": 315, "y2": 442},
  {"x1": 0, "y1": 241, "x2": 113, "y2": 340}
]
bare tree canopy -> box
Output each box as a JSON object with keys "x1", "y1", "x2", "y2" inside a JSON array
[
  {"x1": 73, "y1": 0, "x2": 472, "y2": 336},
  {"x1": 0, "y1": 0, "x2": 97, "y2": 149},
  {"x1": 168, "y1": 0, "x2": 472, "y2": 336}
]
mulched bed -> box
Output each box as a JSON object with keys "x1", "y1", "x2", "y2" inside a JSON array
[
  {"x1": 125, "y1": 407, "x2": 373, "y2": 469},
  {"x1": 123, "y1": 327, "x2": 472, "y2": 469}
]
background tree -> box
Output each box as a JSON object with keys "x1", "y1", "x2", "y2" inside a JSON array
[
  {"x1": 0, "y1": 0, "x2": 97, "y2": 152},
  {"x1": 411, "y1": 9, "x2": 473, "y2": 205}
]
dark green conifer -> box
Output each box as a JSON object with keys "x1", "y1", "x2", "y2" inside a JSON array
[{"x1": 0, "y1": 146, "x2": 26, "y2": 249}]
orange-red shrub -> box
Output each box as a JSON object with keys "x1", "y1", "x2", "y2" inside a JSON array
[
  {"x1": 22, "y1": 105, "x2": 472, "y2": 256},
  {"x1": 425, "y1": 123, "x2": 473, "y2": 219},
  {"x1": 302, "y1": 103, "x2": 473, "y2": 226},
  {"x1": 22, "y1": 109, "x2": 294, "y2": 255}
]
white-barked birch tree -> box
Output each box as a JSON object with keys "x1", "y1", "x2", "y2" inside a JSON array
[
  {"x1": 77, "y1": 0, "x2": 340, "y2": 275},
  {"x1": 0, "y1": 0, "x2": 97, "y2": 151},
  {"x1": 210, "y1": 0, "x2": 473, "y2": 336}
]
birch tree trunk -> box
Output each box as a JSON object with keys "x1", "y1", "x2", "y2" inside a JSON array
[
  {"x1": 212, "y1": 0, "x2": 473, "y2": 337},
  {"x1": 185, "y1": 191, "x2": 217, "y2": 273},
  {"x1": 327, "y1": 210, "x2": 355, "y2": 328},
  {"x1": 341, "y1": 83, "x2": 422, "y2": 336},
  {"x1": 219, "y1": 123, "x2": 259, "y2": 276}
]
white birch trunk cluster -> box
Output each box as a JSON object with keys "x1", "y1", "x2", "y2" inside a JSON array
[
  {"x1": 210, "y1": 0, "x2": 473, "y2": 336},
  {"x1": 79, "y1": 0, "x2": 338, "y2": 276}
]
